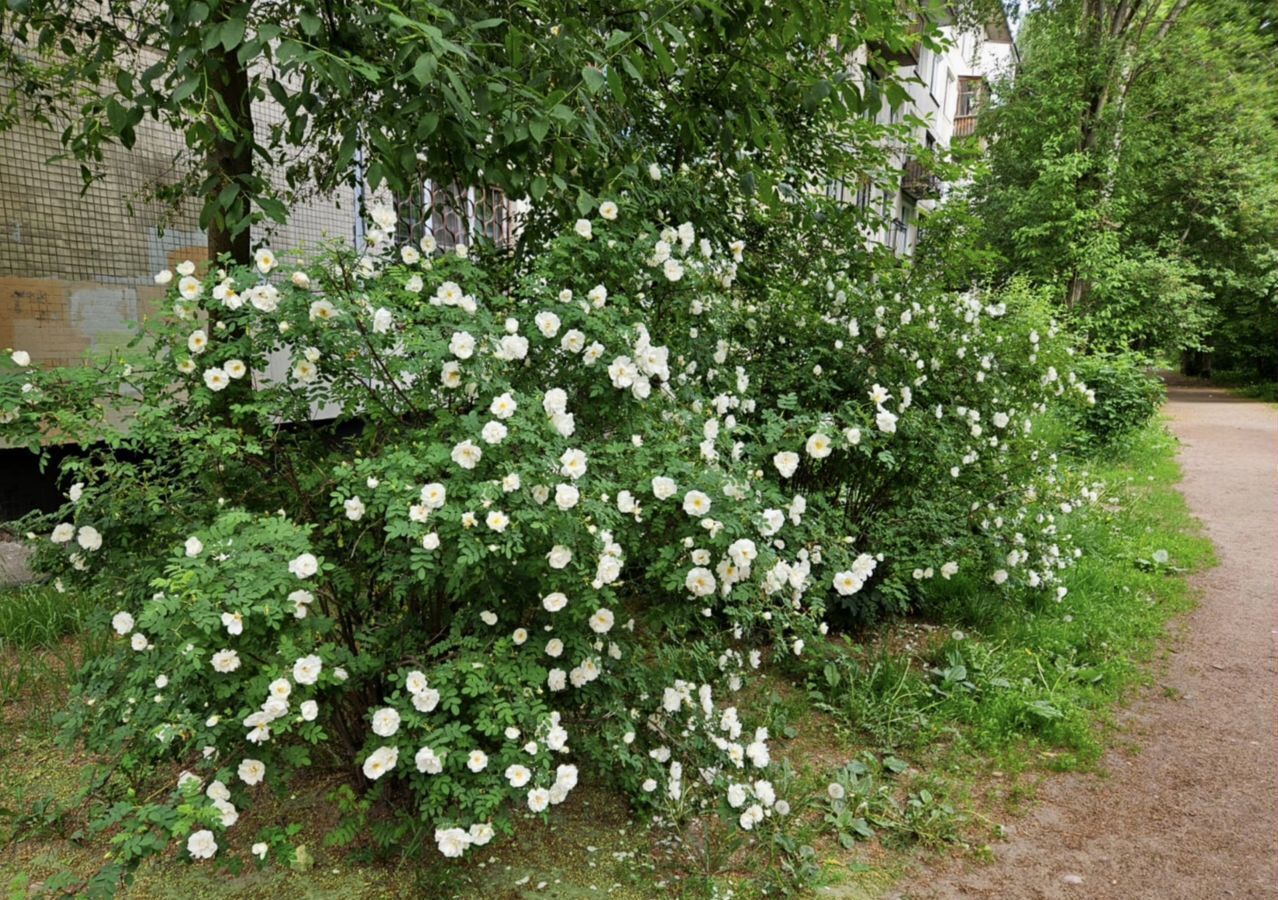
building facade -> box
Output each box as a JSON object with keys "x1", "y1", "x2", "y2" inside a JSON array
[{"x1": 857, "y1": 10, "x2": 1017, "y2": 256}]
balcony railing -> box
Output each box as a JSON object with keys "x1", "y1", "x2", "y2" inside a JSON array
[
  {"x1": 953, "y1": 115, "x2": 978, "y2": 138},
  {"x1": 901, "y1": 158, "x2": 941, "y2": 200}
]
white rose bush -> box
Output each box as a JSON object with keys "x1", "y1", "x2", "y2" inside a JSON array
[{"x1": 0, "y1": 193, "x2": 1094, "y2": 880}]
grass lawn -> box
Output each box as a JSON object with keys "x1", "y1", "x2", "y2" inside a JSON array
[{"x1": 0, "y1": 419, "x2": 1212, "y2": 898}]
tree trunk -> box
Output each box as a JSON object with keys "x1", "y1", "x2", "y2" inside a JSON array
[
  {"x1": 206, "y1": 42, "x2": 254, "y2": 267},
  {"x1": 1065, "y1": 273, "x2": 1090, "y2": 310}
]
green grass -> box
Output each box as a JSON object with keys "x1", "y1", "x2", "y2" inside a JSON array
[
  {"x1": 0, "y1": 419, "x2": 1212, "y2": 898},
  {"x1": 0, "y1": 582, "x2": 109, "y2": 733},
  {"x1": 0, "y1": 581, "x2": 100, "y2": 649}
]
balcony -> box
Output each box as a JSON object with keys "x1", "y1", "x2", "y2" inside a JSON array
[
  {"x1": 953, "y1": 115, "x2": 978, "y2": 138},
  {"x1": 901, "y1": 158, "x2": 941, "y2": 200},
  {"x1": 867, "y1": 10, "x2": 924, "y2": 68}
]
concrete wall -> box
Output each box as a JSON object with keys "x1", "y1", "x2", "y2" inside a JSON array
[{"x1": 0, "y1": 83, "x2": 357, "y2": 369}]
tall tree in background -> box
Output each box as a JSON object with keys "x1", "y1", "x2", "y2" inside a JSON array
[{"x1": 972, "y1": 0, "x2": 1278, "y2": 373}]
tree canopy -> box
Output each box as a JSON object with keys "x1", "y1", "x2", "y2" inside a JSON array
[
  {"x1": 970, "y1": 0, "x2": 1278, "y2": 375},
  {"x1": 1, "y1": 0, "x2": 943, "y2": 262}
]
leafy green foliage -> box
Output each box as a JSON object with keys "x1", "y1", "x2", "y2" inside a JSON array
[
  {"x1": 969, "y1": 0, "x2": 1278, "y2": 376},
  {"x1": 0, "y1": 182, "x2": 1097, "y2": 884},
  {"x1": 807, "y1": 422, "x2": 1213, "y2": 770},
  {"x1": 0, "y1": 0, "x2": 937, "y2": 258},
  {"x1": 1063, "y1": 353, "x2": 1165, "y2": 447}
]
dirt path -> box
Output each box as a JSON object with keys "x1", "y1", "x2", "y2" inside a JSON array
[{"x1": 892, "y1": 377, "x2": 1278, "y2": 900}]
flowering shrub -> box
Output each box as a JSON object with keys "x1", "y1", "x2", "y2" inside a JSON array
[{"x1": 0, "y1": 194, "x2": 1093, "y2": 872}]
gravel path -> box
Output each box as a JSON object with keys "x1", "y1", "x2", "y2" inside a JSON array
[{"x1": 892, "y1": 377, "x2": 1278, "y2": 899}]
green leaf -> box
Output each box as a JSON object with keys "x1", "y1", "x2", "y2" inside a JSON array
[
  {"x1": 415, "y1": 112, "x2": 439, "y2": 139},
  {"x1": 529, "y1": 118, "x2": 549, "y2": 143},
  {"x1": 171, "y1": 75, "x2": 200, "y2": 105},
  {"x1": 105, "y1": 99, "x2": 128, "y2": 134},
  {"x1": 530, "y1": 175, "x2": 547, "y2": 200},
  {"x1": 217, "y1": 182, "x2": 239, "y2": 211},
  {"x1": 257, "y1": 196, "x2": 288, "y2": 223},
  {"x1": 607, "y1": 66, "x2": 627, "y2": 105},
  {"x1": 1026, "y1": 700, "x2": 1063, "y2": 720},
  {"x1": 220, "y1": 18, "x2": 247, "y2": 51},
  {"x1": 823, "y1": 662, "x2": 840, "y2": 688},
  {"x1": 298, "y1": 11, "x2": 321, "y2": 36},
  {"x1": 412, "y1": 52, "x2": 437, "y2": 86},
  {"x1": 580, "y1": 65, "x2": 606, "y2": 94}
]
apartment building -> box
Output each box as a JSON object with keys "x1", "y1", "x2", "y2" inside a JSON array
[{"x1": 839, "y1": 8, "x2": 1017, "y2": 256}]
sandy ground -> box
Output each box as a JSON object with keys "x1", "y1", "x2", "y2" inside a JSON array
[{"x1": 892, "y1": 377, "x2": 1278, "y2": 899}]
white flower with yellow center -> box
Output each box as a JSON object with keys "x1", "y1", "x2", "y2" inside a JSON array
[
  {"x1": 308, "y1": 299, "x2": 338, "y2": 322},
  {"x1": 449, "y1": 331, "x2": 475, "y2": 359},
  {"x1": 362, "y1": 745, "x2": 398, "y2": 780},
  {"x1": 490, "y1": 392, "x2": 517, "y2": 419},
  {"x1": 211, "y1": 649, "x2": 241, "y2": 673},
  {"x1": 773, "y1": 452, "x2": 800, "y2": 478},
  {"x1": 371, "y1": 707, "x2": 400, "y2": 737},
  {"x1": 178, "y1": 275, "x2": 203, "y2": 300},
  {"x1": 685, "y1": 567, "x2": 716, "y2": 597},
  {"x1": 187, "y1": 829, "x2": 218, "y2": 860},
  {"x1": 203, "y1": 368, "x2": 229, "y2": 392},
  {"x1": 485, "y1": 510, "x2": 509, "y2": 532},
  {"x1": 481, "y1": 420, "x2": 508, "y2": 445},
  {"x1": 682, "y1": 490, "x2": 711, "y2": 516},
  {"x1": 292, "y1": 360, "x2": 318, "y2": 383},
  {"x1": 451, "y1": 440, "x2": 482, "y2": 470},
  {"x1": 292, "y1": 654, "x2": 322, "y2": 684},
  {"x1": 559, "y1": 448, "x2": 587, "y2": 480},
  {"x1": 805, "y1": 433, "x2": 832, "y2": 459},
  {"x1": 535, "y1": 311, "x2": 561, "y2": 338},
  {"x1": 589, "y1": 608, "x2": 615, "y2": 634},
  {"x1": 420, "y1": 482, "x2": 446, "y2": 509}
]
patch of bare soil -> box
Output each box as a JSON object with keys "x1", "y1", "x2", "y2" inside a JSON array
[{"x1": 890, "y1": 376, "x2": 1278, "y2": 899}]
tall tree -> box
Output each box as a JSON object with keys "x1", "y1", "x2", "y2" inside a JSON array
[
  {"x1": 971, "y1": 0, "x2": 1278, "y2": 371},
  {"x1": 1, "y1": 0, "x2": 939, "y2": 265}
]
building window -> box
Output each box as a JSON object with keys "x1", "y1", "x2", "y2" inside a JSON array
[
  {"x1": 901, "y1": 197, "x2": 918, "y2": 255},
  {"x1": 423, "y1": 183, "x2": 513, "y2": 249},
  {"x1": 956, "y1": 76, "x2": 984, "y2": 118},
  {"x1": 954, "y1": 76, "x2": 986, "y2": 138},
  {"x1": 862, "y1": 68, "x2": 881, "y2": 121},
  {"x1": 855, "y1": 179, "x2": 872, "y2": 211}
]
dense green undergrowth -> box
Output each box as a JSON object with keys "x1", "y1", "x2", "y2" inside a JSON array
[
  {"x1": 0, "y1": 418, "x2": 1211, "y2": 897},
  {"x1": 808, "y1": 419, "x2": 1211, "y2": 770}
]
